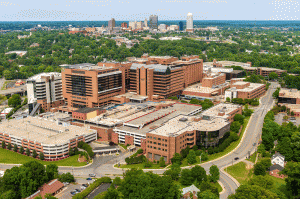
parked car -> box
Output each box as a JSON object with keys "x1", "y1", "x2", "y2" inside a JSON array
[
  {"x1": 86, "y1": 178, "x2": 92, "y2": 180},
  {"x1": 89, "y1": 173, "x2": 96, "y2": 177},
  {"x1": 70, "y1": 191, "x2": 77, "y2": 195},
  {"x1": 81, "y1": 186, "x2": 86, "y2": 190},
  {"x1": 75, "y1": 189, "x2": 81, "y2": 193},
  {"x1": 234, "y1": 157, "x2": 239, "y2": 160},
  {"x1": 82, "y1": 184, "x2": 88, "y2": 187}
]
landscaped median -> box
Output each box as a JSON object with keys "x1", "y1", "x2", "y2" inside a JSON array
[
  {"x1": 72, "y1": 177, "x2": 112, "y2": 199},
  {"x1": 0, "y1": 148, "x2": 87, "y2": 166}
]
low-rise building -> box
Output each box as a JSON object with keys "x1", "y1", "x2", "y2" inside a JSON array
[
  {"x1": 225, "y1": 80, "x2": 266, "y2": 100},
  {"x1": 278, "y1": 88, "x2": 300, "y2": 104},
  {"x1": 26, "y1": 179, "x2": 64, "y2": 199},
  {"x1": 0, "y1": 116, "x2": 97, "y2": 160}
]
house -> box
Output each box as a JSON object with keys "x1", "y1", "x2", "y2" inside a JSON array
[
  {"x1": 271, "y1": 153, "x2": 285, "y2": 167},
  {"x1": 182, "y1": 184, "x2": 200, "y2": 199},
  {"x1": 269, "y1": 164, "x2": 285, "y2": 179},
  {"x1": 26, "y1": 179, "x2": 64, "y2": 199}
]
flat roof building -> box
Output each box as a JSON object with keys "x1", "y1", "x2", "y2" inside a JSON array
[
  {"x1": 278, "y1": 88, "x2": 300, "y2": 104},
  {"x1": 225, "y1": 80, "x2": 266, "y2": 100},
  {"x1": 61, "y1": 63, "x2": 126, "y2": 109},
  {"x1": 0, "y1": 116, "x2": 97, "y2": 160},
  {"x1": 27, "y1": 72, "x2": 64, "y2": 113}
]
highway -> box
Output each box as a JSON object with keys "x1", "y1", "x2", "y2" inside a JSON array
[
  {"x1": 0, "y1": 84, "x2": 27, "y2": 96},
  {"x1": 0, "y1": 82, "x2": 278, "y2": 198}
]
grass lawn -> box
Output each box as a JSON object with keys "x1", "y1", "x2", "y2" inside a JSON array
[
  {"x1": 118, "y1": 143, "x2": 128, "y2": 150},
  {"x1": 0, "y1": 148, "x2": 87, "y2": 166},
  {"x1": 247, "y1": 151, "x2": 257, "y2": 163},
  {"x1": 115, "y1": 162, "x2": 168, "y2": 170},
  {"x1": 226, "y1": 162, "x2": 253, "y2": 185},
  {"x1": 205, "y1": 116, "x2": 250, "y2": 162}
]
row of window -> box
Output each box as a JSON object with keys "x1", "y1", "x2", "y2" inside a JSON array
[
  {"x1": 147, "y1": 141, "x2": 167, "y2": 146},
  {"x1": 147, "y1": 136, "x2": 168, "y2": 142},
  {"x1": 147, "y1": 145, "x2": 167, "y2": 151}
]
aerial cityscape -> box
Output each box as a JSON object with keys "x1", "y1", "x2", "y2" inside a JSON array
[{"x1": 0, "y1": 0, "x2": 300, "y2": 199}]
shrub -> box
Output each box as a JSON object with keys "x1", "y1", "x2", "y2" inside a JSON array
[
  {"x1": 25, "y1": 148, "x2": 30, "y2": 156},
  {"x1": 7, "y1": 143, "x2": 11, "y2": 150},
  {"x1": 13, "y1": 144, "x2": 18, "y2": 152},
  {"x1": 32, "y1": 149, "x2": 37, "y2": 158},
  {"x1": 39, "y1": 152, "x2": 44, "y2": 160},
  {"x1": 19, "y1": 146, "x2": 24, "y2": 154},
  {"x1": 59, "y1": 172, "x2": 75, "y2": 183},
  {"x1": 144, "y1": 160, "x2": 153, "y2": 168},
  {"x1": 78, "y1": 141, "x2": 94, "y2": 158},
  {"x1": 159, "y1": 157, "x2": 166, "y2": 167}
]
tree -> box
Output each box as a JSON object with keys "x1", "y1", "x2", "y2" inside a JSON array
[
  {"x1": 282, "y1": 162, "x2": 300, "y2": 198},
  {"x1": 171, "y1": 153, "x2": 182, "y2": 165},
  {"x1": 159, "y1": 157, "x2": 166, "y2": 167},
  {"x1": 8, "y1": 94, "x2": 21, "y2": 108},
  {"x1": 191, "y1": 165, "x2": 207, "y2": 184},
  {"x1": 198, "y1": 190, "x2": 218, "y2": 199},
  {"x1": 13, "y1": 144, "x2": 18, "y2": 152},
  {"x1": 234, "y1": 114, "x2": 245, "y2": 125},
  {"x1": 226, "y1": 97, "x2": 231, "y2": 102},
  {"x1": 58, "y1": 172, "x2": 74, "y2": 183},
  {"x1": 46, "y1": 164, "x2": 58, "y2": 181},
  {"x1": 7, "y1": 143, "x2": 11, "y2": 150},
  {"x1": 230, "y1": 121, "x2": 241, "y2": 133},
  {"x1": 69, "y1": 147, "x2": 74, "y2": 156},
  {"x1": 19, "y1": 146, "x2": 24, "y2": 154},
  {"x1": 277, "y1": 137, "x2": 294, "y2": 161},
  {"x1": 44, "y1": 193, "x2": 58, "y2": 199},
  {"x1": 187, "y1": 149, "x2": 197, "y2": 164},
  {"x1": 39, "y1": 152, "x2": 44, "y2": 160},
  {"x1": 1, "y1": 141, "x2": 5, "y2": 149},
  {"x1": 199, "y1": 181, "x2": 219, "y2": 198},
  {"x1": 25, "y1": 148, "x2": 30, "y2": 156},
  {"x1": 32, "y1": 149, "x2": 37, "y2": 158},
  {"x1": 248, "y1": 175, "x2": 274, "y2": 190},
  {"x1": 163, "y1": 163, "x2": 181, "y2": 181},
  {"x1": 269, "y1": 72, "x2": 278, "y2": 80},
  {"x1": 104, "y1": 185, "x2": 120, "y2": 199},
  {"x1": 228, "y1": 185, "x2": 279, "y2": 199},
  {"x1": 180, "y1": 169, "x2": 193, "y2": 186},
  {"x1": 112, "y1": 177, "x2": 122, "y2": 186},
  {"x1": 209, "y1": 165, "x2": 220, "y2": 183},
  {"x1": 254, "y1": 162, "x2": 267, "y2": 176}
]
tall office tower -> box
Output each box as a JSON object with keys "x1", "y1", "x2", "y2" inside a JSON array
[
  {"x1": 144, "y1": 18, "x2": 148, "y2": 27},
  {"x1": 121, "y1": 22, "x2": 128, "y2": 28},
  {"x1": 186, "y1": 13, "x2": 193, "y2": 32},
  {"x1": 62, "y1": 63, "x2": 126, "y2": 108},
  {"x1": 108, "y1": 18, "x2": 116, "y2": 30},
  {"x1": 27, "y1": 72, "x2": 64, "y2": 113},
  {"x1": 129, "y1": 21, "x2": 137, "y2": 29},
  {"x1": 179, "y1": 21, "x2": 184, "y2": 31},
  {"x1": 149, "y1": 15, "x2": 158, "y2": 29},
  {"x1": 136, "y1": 21, "x2": 144, "y2": 29}
]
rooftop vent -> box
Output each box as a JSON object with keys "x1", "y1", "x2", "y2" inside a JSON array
[{"x1": 179, "y1": 117, "x2": 188, "y2": 122}]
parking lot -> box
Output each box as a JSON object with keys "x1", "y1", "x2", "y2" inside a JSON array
[
  {"x1": 274, "y1": 112, "x2": 300, "y2": 126},
  {"x1": 55, "y1": 178, "x2": 95, "y2": 199}
]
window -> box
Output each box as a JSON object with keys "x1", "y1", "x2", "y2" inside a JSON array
[
  {"x1": 153, "y1": 137, "x2": 156, "y2": 140},
  {"x1": 158, "y1": 138, "x2": 161, "y2": 141},
  {"x1": 150, "y1": 141, "x2": 152, "y2": 144},
  {"x1": 158, "y1": 143, "x2": 161, "y2": 145},
  {"x1": 147, "y1": 141, "x2": 149, "y2": 143},
  {"x1": 165, "y1": 144, "x2": 167, "y2": 147},
  {"x1": 154, "y1": 147, "x2": 156, "y2": 149},
  {"x1": 158, "y1": 148, "x2": 161, "y2": 150},
  {"x1": 162, "y1": 139, "x2": 164, "y2": 141},
  {"x1": 165, "y1": 149, "x2": 167, "y2": 152},
  {"x1": 154, "y1": 142, "x2": 156, "y2": 144},
  {"x1": 162, "y1": 144, "x2": 164, "y2": 146}
]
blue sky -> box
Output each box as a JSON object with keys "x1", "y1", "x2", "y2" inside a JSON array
[{"x1": 0, "y1": 0, "x2": 299, "y2": 21}]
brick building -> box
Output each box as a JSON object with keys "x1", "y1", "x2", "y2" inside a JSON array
[
  {"x1": 225, "y1": 80, "x2": 266, "y2": 100},
  {"x1": 61, "y1": 63, "x2": 126, "y2": 108},
  {"x1": 278, "y1": 88, "x2": 300, "y2": 104},
  {"x1": 202, "y1": 73, "x2": 226, "y2": 88}
]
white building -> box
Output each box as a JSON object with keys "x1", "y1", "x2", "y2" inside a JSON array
[
  {"x1": 158, "y1": 24, "x2": 167, "y2": 31},
  {"x1": 27, "y1": 72, "x2": 64, "y2": 113},
  {"x1": 186, "y1": 12, "x2": 193, "y2": 30},
  {"x1": 271, "y1": 153, "x2": 285, "y2": 167}
]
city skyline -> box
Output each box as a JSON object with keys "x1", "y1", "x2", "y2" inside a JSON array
[{"x1": 0, "y1": 0, "x2": 298, "y2": 21}]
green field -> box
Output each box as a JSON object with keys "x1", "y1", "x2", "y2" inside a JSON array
[
  {"x1": 226, "y1": 162, "x2": 253, "y2": 185},
  {"x1": 0, "y1": 148, "x2": 87, "y2": 166},
  {"x1": 226, "y1": 161, "x2": 286, "y2": 188}
]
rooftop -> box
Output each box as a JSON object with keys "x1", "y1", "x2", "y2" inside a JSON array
[
  {"x1": 227, "y1": 82, "x2": 265, "y2": 93},
  {"x1": 149, "y1": 115, "x2": 229, "y2": 137},
  {"x1": 63, "y1": 63, "x2": 115, "y2": 71},
  {"x1": 279, "y1": 88, "x2": 300, "y2": 99},
  {"x1": 27, "y1": 72, "x2": 61, "y2": 81},
  {"x1": 0, "y1": 116, "x2": 96, "y2": 146},
  {"x1": 183, "y1": 83, "x2": 222, "y2": 94},
  {"x1": 201, "y1": 103, "x2": 241, "y2": 119},
  {"x1": 130, "y1": 63, "x2": 181, "y2": 72}
]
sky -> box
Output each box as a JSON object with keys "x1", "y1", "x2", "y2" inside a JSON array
[{"x1": 0, "y1": 0, "x2": 299, "y2": 21}]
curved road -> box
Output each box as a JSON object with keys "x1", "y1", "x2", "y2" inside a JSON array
[{"x1": 0, "y1": 82, "x2": 278, "y2": 198}]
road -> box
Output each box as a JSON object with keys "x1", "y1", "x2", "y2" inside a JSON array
[
  {"x1": 0, "y1": 84, "x2": 26, "y2": 96},
  {"x1": 0, "y1": 82, "x2": 278, "y2": 198}
]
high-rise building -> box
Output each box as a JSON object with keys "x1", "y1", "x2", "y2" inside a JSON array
[
  {"x1": 179, "y1": 21, "x2": 184, "y2": 31},
  {"x1": 186, "y1": 13, "x2": 193, "y2": 32},
  {"x1": 62, "y1": 63, "x2": 126, "y2": 108},
  {"x1": 121, "y1": 22, "x2": 128, "y2": 28},
  {"x1": 129, "y1": 21, "x2": 137, "y2": 29},
  {"x1": 27, "y1": 72, "x2": 64, "y2": 113},
  {"x1": 149, "y1": 15, "x2": 158, "y2": 29},
  {"x1": 108, "y1": 18, "x2": 116, "y2": 30},
  {"x1": 144, "y1": 18, "x2": 148, "y2": 27}
]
